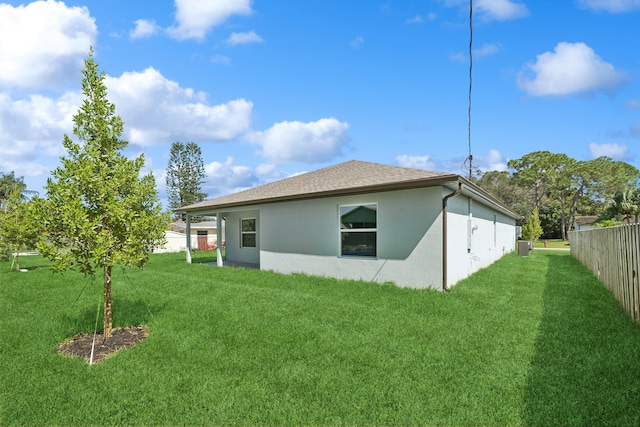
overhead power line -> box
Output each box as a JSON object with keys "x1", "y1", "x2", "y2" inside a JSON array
[{"x1": 467, "y1": 0, "x2": 473, "y2": 180}]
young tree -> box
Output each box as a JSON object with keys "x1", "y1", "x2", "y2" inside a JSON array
[
  {"x1": 0, "y1": 186, "x2": 40, "y2": 267},
  {"x1": 36, "y1": 49, "x2": 167, "y2": 338},
  {"x1": 166, "y1": 141, "x2": 207, "y2": 217},
  {"x1": 522, "y1": 207, "x2": 543, "y2": 243}
]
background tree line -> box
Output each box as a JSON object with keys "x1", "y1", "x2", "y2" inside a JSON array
[{"x1": 475, "y1": 151, "x2": 640, "y2": 240}]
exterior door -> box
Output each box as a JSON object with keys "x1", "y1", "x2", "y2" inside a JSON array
[{"x1": 197, "y1": 230, "x2": 208, "y2": 250}]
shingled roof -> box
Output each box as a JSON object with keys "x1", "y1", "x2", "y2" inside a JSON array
[{"x1": 176, "y1": 160, "x2": 514, "y2": 216}]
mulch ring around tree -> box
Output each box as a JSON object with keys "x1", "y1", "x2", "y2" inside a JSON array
[{"x1": 58, "y1": 326, "x2": 149, "y2": 365}]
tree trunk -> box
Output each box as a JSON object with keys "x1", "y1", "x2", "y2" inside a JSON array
[
  {"x1": 534, "y1": 180, "x2": 541, "y2": 212},
  {"x1": 567, "y1": 183, "x2": 585, "y2": 238},
  {"x1": 103, "y1": 265, "x2": 113, "y2": 338},
  {"x1": 560, "y1": 198, "x2": 567, "y2": 241}
]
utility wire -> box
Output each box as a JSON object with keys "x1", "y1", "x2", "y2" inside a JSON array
[{"x1": 467, "y1": 0, "x2": 473, "y2": 180}]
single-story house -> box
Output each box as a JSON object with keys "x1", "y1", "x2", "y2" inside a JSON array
[
  {"x1": 175, "y1": 160, "x2": 518, "y2": 291},
  {"x1": 573, "y1": 216, "x2": 598, "y2": 231},
  {"x1": 156, "y1": 219, "x2": 224, "y2": 253}
]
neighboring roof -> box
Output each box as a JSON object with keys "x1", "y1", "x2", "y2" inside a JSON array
[
  {"x1": 176, "y1": 160, "x2": 518, "y2": 219},
  {"x1": 575, "y1": 216, "x2": 598, "y2": 226},
  {"x1": 170, "y1": 220, "x2": 220, "y2": 231}
]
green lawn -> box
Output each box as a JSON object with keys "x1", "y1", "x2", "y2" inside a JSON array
[
  {"x1": 534, "y1": 238, "x2": 571, "y2": 249},
  {"x1": 2, "y1": 250, "x2": 640, "y2": 426}
]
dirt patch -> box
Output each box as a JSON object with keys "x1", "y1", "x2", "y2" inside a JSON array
[{"x1": 58, "y1": 325, "x2": 149, "y2": 365}]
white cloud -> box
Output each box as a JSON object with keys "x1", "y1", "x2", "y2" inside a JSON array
[
  {"x1": 517, "y1": 42, "x2": 627, "y2": 96},
  {"x1": 589, "y1": 142, "x2": 629, "y2": 159},
  {"x1": 203, "y1": 156, "x2": 258, "y2": 196},
  {"x1": 451, "y1": 42, "x2": 501, "y2": 62},
  {"x1": 0, "y1": 0, "x2": 96, "y2": 89},
  {"x1": 255, "y1": 163, "x2": 279, "y2": 179},
  {"x1": 0, "y1": 67, "x2": 254, "y2": 164},
  {"x1": 395, "y1": 155, "x2": 437, "y2": 170},
  {"x1": 130, "y1": 19, "x2": 160, "y2": 39},
  {"x1": 441, "y1": 0, "x2": 528, "y2": 21},
  {"x1": 476, "y1": 0, "x2": 529, "y2": 20},
  {"x1": 151, "y1": 168, "x2": 168, "y2": 199},
  {"x1": 405, "y1": 15, "x2": 425, "y2": 24},
  {"x1": 105, "y1": 67, "x2": 253, "y2": 146},
  {"x1": 449, "y1": 52, "x2": 467, "y2": 62},
  {"x1": 0, "y1": 91, "x2": 80, "y2": 177},
  {"x1": 395, "y1": 150, "x2": 507, "y2": 174},
  {"x1": 625, "y1": 99, "x2": 640, "y2": 110},
  {"x1": 226, "y1": 30, "x2": 264, "y2": 45},
  {"x1": 210, "y1": 55, "x2": 232, "y2": 66},
  {"x1": 476, "y1": 149, "x2": 508, "y2": 171},
  {"x1": 577, "y1": 0, "x2": 640, "y2": 13},
  {"x1": 168, "y1": 0, "x2": 253, "y2": 40},
  {"x1": 350, "y1": 36, "x2": 364, "y2": 49},
  {"x1": 474, "y1": 42, "x2": 501, "y2": 57},
  {"x1": 252, "y1": 118, "x2": 349, "y2": 163}
]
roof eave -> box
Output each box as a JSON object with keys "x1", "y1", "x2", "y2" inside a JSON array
[
  {"x1": 456, "y1": 176, "x2": 520, "y2": 220},
  {"x1": 175, "y1": 174, "x2": 460, "y2": 214}
]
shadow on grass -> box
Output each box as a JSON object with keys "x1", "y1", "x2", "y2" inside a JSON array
[
  {"x1": 524, "y1": 253, "x2": 640, "y2": 426},
  {"x1": 2, "y1": 261, "x2": 51, "y2": 272},
  {"x1": 60, "y1": 298, "x2": 165, "y2": 336}
]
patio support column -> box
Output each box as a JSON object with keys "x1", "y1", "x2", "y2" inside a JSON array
[
  {"x1": 216, "y1": 212, "x2": 223, "y2": 267},
  {"x1": 186, "y1": 214, "x2": 192, "y2": 264}
]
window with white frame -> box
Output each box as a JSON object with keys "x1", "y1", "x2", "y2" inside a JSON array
[
  {"x1": 240, "y1": 218, "x2": 256, "y2": 248},
  {"x1": 339, "y1": 203, "x2": 377, "y2": 257}
]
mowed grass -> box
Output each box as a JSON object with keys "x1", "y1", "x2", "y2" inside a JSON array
[
  {"x1": 534, "y1": 238, "x2": 571, "y2": 249},
  {"x1": 2, "y1": 251, "x2": 640, "y2": 426}
]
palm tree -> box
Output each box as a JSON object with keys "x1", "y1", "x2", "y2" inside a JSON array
[
  {"x1": 0, "y1": 172, "x2": 37, "y2": 212},
  {"x1": 605, "y1": 188, "x2": 640, "y2": 224}
]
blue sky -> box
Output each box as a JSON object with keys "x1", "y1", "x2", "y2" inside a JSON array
[{"x1": 1, "y1": 0, "x2": 639, "y2": 207}]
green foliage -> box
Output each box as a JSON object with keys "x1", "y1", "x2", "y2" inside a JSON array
[
  {"x1": 507, "y1": 151, "x2": 640, "y2": 240},
  {"x1": 36, "y1": 49, "x2": 167, "y2": 274},
  {"x1": 474, "y1": 170, "x2": 532, "y2": 225},
  {"x1": 602, "y1": 187, "x2": 640, "y2": 224},
  {"x1": 3, "y1": 252, "x2": 640, "y2": 425},
  {"x1": 0, "y1": 171, "x2": 32, "y2": 212},
  {"x1": 594, "y1": 219, "x2": 622, "y2": 228},
  {"x1": 0, "y1": 186, "x2": 40, "y2": 269},
  {"x1": 539, "y1": 202, "x2": 562, "y2": 239},
  {"x1": 522, "y1": 207, "x2": 543, "y2": 242},
  {"x1": 507, "y1": 151, "x2": 572, "y2": 211},
  {"x1": 166, "y1": 141, "x2": 207, "y2": 217},
  {"x1": 34, "y1": 49, "x2": 168, "y2": 334},
  {"x1": 0, "y1": 242, "x2": 9, "y2": 262}
]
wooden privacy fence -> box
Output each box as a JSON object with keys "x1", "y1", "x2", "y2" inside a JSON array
[{"x1": 569, "y1": 224, "x2": 640, "y2": 322}]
